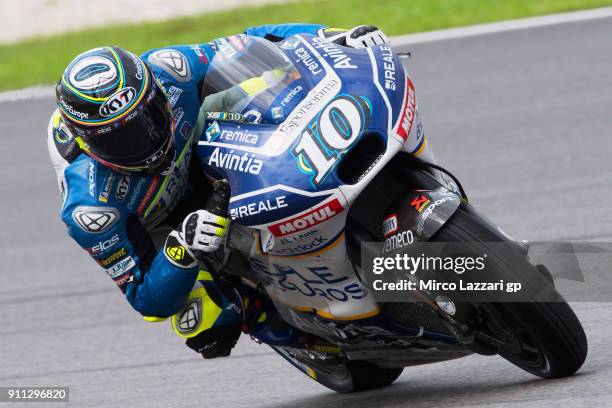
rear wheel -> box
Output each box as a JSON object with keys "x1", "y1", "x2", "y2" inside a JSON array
[{"x1": 272, "y1": 346, "x2": 403, "y2": 393}]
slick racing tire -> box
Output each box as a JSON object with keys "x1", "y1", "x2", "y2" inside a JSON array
[
  {"x1": 272, "y1": 346, "x2": 403, "y2": 393},
  {"x1": 429, "y1": 203, "x2": 588, "y2": 378}
]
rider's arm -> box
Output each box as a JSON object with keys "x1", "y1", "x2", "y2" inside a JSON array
[
  {"x1": 245, "y1": 23, "x2": 389, "y2": 48},
  {"x1": 48, "y1": 112, "x2": 199, "y2": 318},
  {"x1": 244, "y1": 23, "x2": 326, "y2": 41},
  {"x1": 200, "y1": 68, "x2": 288, "y2": 112},
  {"x1": 243, "y1": 23, "x2": 357, "y2": 45}
]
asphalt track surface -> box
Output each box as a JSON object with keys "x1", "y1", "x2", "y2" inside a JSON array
[{"x1": 1, "y1": 17, "x2": 611, "y2": 408}]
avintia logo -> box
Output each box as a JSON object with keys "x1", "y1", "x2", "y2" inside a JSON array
[{"x1": 208, "y1": 148, "x2": 263, "y2": 175}]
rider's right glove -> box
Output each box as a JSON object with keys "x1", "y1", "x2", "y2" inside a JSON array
[{"x1": 166, "y1": 210, "x2": 230, "y2": 266}]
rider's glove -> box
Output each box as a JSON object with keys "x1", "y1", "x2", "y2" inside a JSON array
[
  {"x1": 169, "y1": 210, "x2": 229, "y2": 260},
  {"x1": 345, "y1": 25, "x2": 390, "y2": 49}
]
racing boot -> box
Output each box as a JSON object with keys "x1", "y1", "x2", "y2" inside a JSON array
[{"x1": 240, "y1": 288, "x2": 297, "y2": 346}]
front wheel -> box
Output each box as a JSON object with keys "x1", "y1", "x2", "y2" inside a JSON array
[
  {"x1": 430, "y1": 204, "x2": 588, "y2": 378},
  {"x1": 272, "y1": 346, "x2": 403, "y2": 393},
  {"x1": 486, "y1": 301, "x2": 587, "y2": 378}
]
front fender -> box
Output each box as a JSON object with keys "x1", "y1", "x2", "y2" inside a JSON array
[{"x1": 383, "y1": 188, "x2": 460, "y2": 245}]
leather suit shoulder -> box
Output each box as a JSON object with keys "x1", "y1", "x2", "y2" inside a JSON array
[
  {"x1": 47, "y1": 109, "x2": 82, "y2": 165},
  {"x1": 141, "y1": 44, "x2": 214, "y2": 90}
]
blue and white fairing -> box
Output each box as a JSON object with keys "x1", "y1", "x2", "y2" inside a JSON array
[{"x1": 196, "y1": 34, "x2": 432, "y2": 323}]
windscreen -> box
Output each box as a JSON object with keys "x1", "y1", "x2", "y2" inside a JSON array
[{"x1": 201, "y1": 35, "x2": 303, "y2": 122}]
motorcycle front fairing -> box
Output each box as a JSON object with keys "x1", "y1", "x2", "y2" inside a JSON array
[
  {"x1": 195, "y1": 34, "x2": 455, "y2": 342},
  {"x1": 198, "y1": 34, "x2": 400, "y2": 198}
]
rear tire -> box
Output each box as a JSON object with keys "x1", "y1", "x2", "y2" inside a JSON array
[
  {"x1": 273, "y1": 346, "x2": 403, "y2": 393},
  {"x1": 430, "y1": 204, "x2": 587, "y2": 378}
]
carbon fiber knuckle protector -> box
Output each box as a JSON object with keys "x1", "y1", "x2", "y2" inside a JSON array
[{"x1": 184, "y1": 213, "x2": 199, "y2": 246}]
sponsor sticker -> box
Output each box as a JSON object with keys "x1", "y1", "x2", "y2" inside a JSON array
[
  {"x1": 271, "y1": 107, "x2": 284, "y2": 119},
  {"x1": 395, "y1": 78, "x2": 416, "y2": 141},
  {"x1": 73, "y1": 207, "x2": 119, "y2": 233},
  {"x1": 88, "y1": 162, "x2": 96, "y2": 197},
  {"x1": 281, "y1": 85, "x2": 303, "y2": 107},
  {"x1": 97, "y1": 247, "x2": 127, "y2": 266},
  {"x1": 230, "y1": 196, "x2": 288, "y2": 220},
  {"x1": 205, "y1": 121, "x2": 221, "y2": 141},
  {"x1": 294, "y1": 46, "x2": 323, "y2": 76},
  {"x1": 87, "y1": 234, "x2": 120, "y2": 255},
  {"x1": 415, "y1": 196, "x2": 456, "y2": 236},
  {"x1": 59, "y1": 96, "x2": 89, "y2": 120},
  {"x1": 189, "y1": 44, "x2": 208, "y2": 64},
  {"x1": 115, "y1": 176, "x2": 130, "y2": 201},
  {"x1": 174, "y1": 107, "x2": 185, "y2": 125},
  {"x1": 136, "y1": 177, "x2": 160, "y2": 215},
  {"x1": 210, "y1": 126, "x2": 259, "y2": 146},
  {"x1": 98, "y1": 173, "x2": 115, "y2": 203},
  {"x1": 106, "y1": 256, "x2": 136, "y2": 279},
  {"x1": 127, "y1": 177, "x2": 147, "y2": 210},
  {"x1": 278, "y1": 77, "x2": 340, "y2": 135},
  {"x1": 208, "y1": 148, "x2": 263, "y2": 175},
  {"x1": 180, "y1": 121, "x2": 193, "y2": 139},
  {"x1": 410, "y1": 195, "x2": 431, "y2": 212},
  {"x1": 268, "y1": 198, "x2": 344, "y2": 237},
  {"x1": 270, "y1": 236, "x2": 329, "y2": 255},
  {"x1": 379, "y1": 45, "x2": 396, "y2": 91},
  {"x1": 382, "y1": 229, "x2": 414, "y2": 253},
  {"x1": 99, "y1": 87, "x2": 136, "y2": 117},
  {"x1": 382, "y1": 214, "x2": 398, "y2": 238},
  {"x1": 206, "y1": 111, "x2": 245, "y2": 122},
  {"x1": 114, "y1": 272, "x2": 133, "y2": 288},
  {"x1": 166, "y1": 86, "x2": 183, "y2": 108},
  {"x1": 148, "y1": 49, "x2": 191, "y2": 82},
  {"x1": 311, "y1": 37, "x2": 357, "y2": 69},
  {"x1": 165, "y1": 245, "x2": 186, "y2": 261}
]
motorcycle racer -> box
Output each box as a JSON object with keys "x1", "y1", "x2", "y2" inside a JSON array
[{"x1": 47, "y1": 23, "x2": 390, "y2": 358}]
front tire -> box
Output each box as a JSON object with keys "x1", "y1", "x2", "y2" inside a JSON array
[
  {"x1": 494, "y1": 301, "x2": 587, "y2": 378},
  {"x1": 430, "y1": 204, "x2": 588, "y2": 378}
]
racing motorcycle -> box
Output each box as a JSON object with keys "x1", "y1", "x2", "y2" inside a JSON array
[{"x1": 194, "y1": 34, "x2": 587, "y2": 392}]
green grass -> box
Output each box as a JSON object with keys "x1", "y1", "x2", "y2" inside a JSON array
[{"x1": 1, "y1": 0, "x2": 611, "y2": 91}]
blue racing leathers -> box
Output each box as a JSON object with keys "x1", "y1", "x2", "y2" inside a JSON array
[{"x1": 47, "y1": 23, "x2": 326, "y2": 318}]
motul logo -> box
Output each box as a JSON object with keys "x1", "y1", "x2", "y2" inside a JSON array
[
  {"x1": 268, "y1": 199, "x2": 344, "y2": 237},
  {"x1": 396, "y1": 78, "x2": 416, "y2": 141}
]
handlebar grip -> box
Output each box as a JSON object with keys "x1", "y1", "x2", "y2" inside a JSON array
[
  {"x1": 193, "y1": 180, "x2": 231, "y2": 262},
  {"x1": 206, "y1": 179, "x2": 231, "y2": 217}
]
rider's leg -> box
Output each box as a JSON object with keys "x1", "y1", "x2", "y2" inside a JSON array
[
  {"x1": 144, "y1": 223, "x2": 243, "y2": 358},
  {"x1": 171, "y1": 270, "x2": 244, "y2": 358},
  {"x1": 143, "y1": 269, "x2": 243, "y2": 358}
]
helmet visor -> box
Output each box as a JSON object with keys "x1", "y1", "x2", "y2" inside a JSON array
[
  {"x1": 72, "y1": 79, "x2": 175, "y2": 173},
  {"x1": 94, "y1": 88, "x2": 172, "y2": 164}
]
